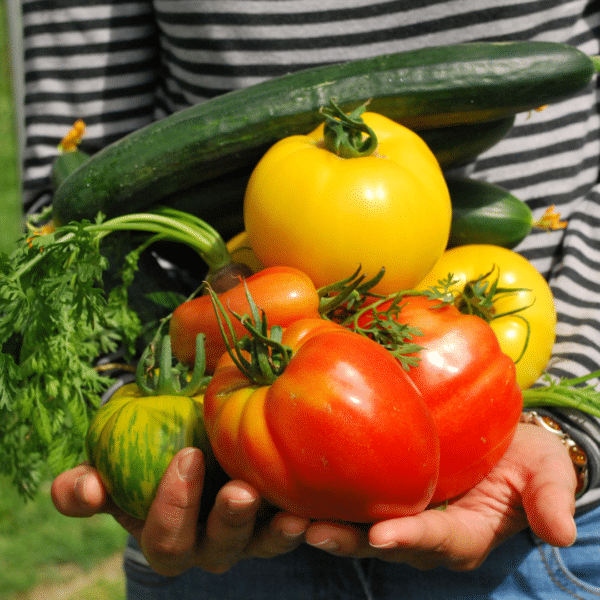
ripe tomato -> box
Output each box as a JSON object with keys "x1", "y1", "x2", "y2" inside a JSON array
[
  {"x1": 244, "y1": 111, "x2": 451, "y2": 294},
  {"x1": 203, "y1": 318, "x2": 440, "y2": 522},
  {"x1": 358, "y1": 295, "x2": 523, "y2": 503},
  {"x1": 417, "y1": 244, "x2": 556, "y2": 389},
  {"x1": 169, "y1": 266, "x2": 321, "y2": 372}
]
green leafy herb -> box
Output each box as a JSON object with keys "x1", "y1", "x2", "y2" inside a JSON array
[
  {"x1": 0, "y1": 207, "x2": 234, "y2": 499},
  {"x1": 523, "y1": 371, "x2": 600, "y2": 418},
  {"x1": 0, "y1": 221, "x2": 143, "y2": 498}
]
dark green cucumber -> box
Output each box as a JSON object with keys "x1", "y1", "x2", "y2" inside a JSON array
[
  {"x1": 53, "y1": 41, "x2": 596, "y2": 224},
  {"x1": 51, "y1": 149, "x2": 90, "y2": 190},
  {"x1": 447, "y1": 176, "x2": 533, "y2": 249},
  {"x1": 420, "y1": 116, "x2": 515, "y2": 169}
]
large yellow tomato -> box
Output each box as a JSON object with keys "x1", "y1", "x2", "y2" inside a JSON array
[
  {"x1": 417, "y1": 244, "x2": 556, "y2": 389},
  {"x1": 244, "y1": 111, "x2": 451, "y2": 294}
]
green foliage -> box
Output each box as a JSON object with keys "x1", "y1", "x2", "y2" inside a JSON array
[
  {"x1": 0, "y1": 223, "x2": 143, "y2": 499},
  {"x1": 0, "y1": 0, "x2": 23, "y2": 256}
]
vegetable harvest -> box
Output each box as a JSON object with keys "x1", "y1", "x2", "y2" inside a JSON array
[{"x1": 2, "y1": 41, "x2": 600, "y2": 522}]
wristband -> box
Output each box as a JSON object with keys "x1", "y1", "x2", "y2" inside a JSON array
[{"x1": 521, "y1": 410, "x2": 589, "y2": 498}]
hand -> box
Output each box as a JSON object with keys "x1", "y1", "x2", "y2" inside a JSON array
[
  {"x1": 51, "y1": 448, "x2": 309, "y2": 575},
  {"x1": 303, "y1": 423, "x2": 578, "y2": 570}
]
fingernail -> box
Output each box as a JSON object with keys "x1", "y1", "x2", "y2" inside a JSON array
[
  {"x1": 226, "y1": 490, "x2": 256, "y2": 514},
  {"x1": 308, "y1": 538, "x2": 339, "y2": 552},
  {"x1": 369, "y1": 540, "x2": 397, "y2": 549},
  {"x1": 75, "y1": 473, "x2": 88, "y2": 504},
  {"x1": 282, "y1": 528, "x2": 306, "y2": 541},
  {"x1": 177, "y1": 448, "x2": 200, "y2": 481}
]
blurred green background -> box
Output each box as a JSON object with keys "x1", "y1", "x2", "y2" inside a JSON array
[
  {"x1": 1, "y1": 2, "x2": 128, "y2": 598},
  {"x1": 1, "y1": 0, "x2": 23, "y2": 254}
]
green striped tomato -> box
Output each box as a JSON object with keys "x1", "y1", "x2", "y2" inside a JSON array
[{"x1": 85, "y1": 382, "x2": 222, "y2": 520}]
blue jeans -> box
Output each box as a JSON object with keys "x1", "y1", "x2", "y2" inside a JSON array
[{"x1": 125, "y1": 504, "x2": 600, "y2": 600}]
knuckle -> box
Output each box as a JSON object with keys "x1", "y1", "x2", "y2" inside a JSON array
[{"x1": 146, "y1": 536, "x2": 190, "y2": 563}]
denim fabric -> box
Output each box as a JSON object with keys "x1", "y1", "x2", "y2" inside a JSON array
[{"x1": 125, "y1": 504, "x2": 600, "y2": 600}]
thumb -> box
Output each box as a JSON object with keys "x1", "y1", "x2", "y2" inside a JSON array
[
  {"x1": 521, "y1": 431, "x2": 577, "y2": 547},
  {"x1": 141, "y1": 447, "x2": 205, "y2": 576}
]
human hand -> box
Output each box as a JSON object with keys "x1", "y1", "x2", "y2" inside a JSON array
[
  {"x1": 303, "y1": 423, "x2": 578, "y2": 570},
  {"x1": 51, "y1": 448, "x2": 309, "y2": 575}
]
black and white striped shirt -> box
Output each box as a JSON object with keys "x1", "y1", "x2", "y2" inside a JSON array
[{"x1": 21, "y1": 0, "x2": 600, "y2": 506}]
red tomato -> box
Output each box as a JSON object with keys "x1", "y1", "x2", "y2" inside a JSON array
[
  {"x1": 357, "y1": 296, "x2": 523, "y2": 504},
  {"x1": 169, "y1": 266, "x2": 321, "y2": 372},
  {"x1": 203, "y1": 318, "x2": 440, "y2": 522}
]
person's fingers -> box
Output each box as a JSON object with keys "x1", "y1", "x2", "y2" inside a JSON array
[
  {"x1": 367, "y1": 509, "x2": 490, "y2": 570},
  {"x1": 140, "y1": 448, "x2": 205, "y2": 576},
  {"x1": 305, "y1": 521, "x2": 371, "y2": 557},
  {"x1": 195, "y1": 480, "x2": 262, "y2": 574},
  {"x1": 306, "y1": 509, "x2": 491, "y2": 571},
  {"x1": 51, "y1": 463, "x2": 108, "y2": 517},
  {"x1": 245, "y1": 511, "x2": 309, "y2": 559},
  {"x1": 521, "y1": 431, "x2": 577, "y2": 547}
]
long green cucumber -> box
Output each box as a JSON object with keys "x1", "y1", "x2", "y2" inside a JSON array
[
  {"x1": 53, "y1": 41, "x2": 596, "y2": 224},
  {"x1": 420, "y1": 116, "x2": 515, "y2": 169},
  {"x1": 51, "y1": 149, "x2": 90, "y2": 190},
  {"x1": 447, "y1": 176, "x2": 535, "y2": 249}
]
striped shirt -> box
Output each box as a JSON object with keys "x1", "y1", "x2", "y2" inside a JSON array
[{"x1": 21, "y1": 0, "x2": 600, "y2": 506}]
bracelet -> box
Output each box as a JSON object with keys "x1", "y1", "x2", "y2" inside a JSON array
[{"x1": 520, "y1": 410, "x2": 589, "y2": 499}]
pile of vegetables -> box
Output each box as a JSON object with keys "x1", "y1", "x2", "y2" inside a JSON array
[{"x1": 2, "y1": 41, "x2": 600, "y2": 521}]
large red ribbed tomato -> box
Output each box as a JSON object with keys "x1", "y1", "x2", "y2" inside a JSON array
[
  {"x1": 358, "y1": 296, "x2": 523, "y2": 504},
  {"x1": 203, "y1": 318, "x2": 440, "y2": 522}
]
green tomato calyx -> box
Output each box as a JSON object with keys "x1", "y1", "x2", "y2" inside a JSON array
[
  {"x1": 208, "y1": 282, "x2": 293, "y2": 386},
  {"x1": 321, "y1": 100, "x2": 378, "y2": 159},
  {"x1": 136, "y1": 334, "x2": 211, "y2": 397}
]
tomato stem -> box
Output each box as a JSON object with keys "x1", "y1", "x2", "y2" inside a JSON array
[
  {"x1": 207, "y1": 282, "x2": 293, "y2": 386},
  {"x1": 321, "y1": 100, "x2": 378, "y2": 158},
  {"x1": 136, "y1": 334, "x2": 211, "y2": 396}
]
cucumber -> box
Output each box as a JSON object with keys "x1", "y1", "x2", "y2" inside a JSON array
[
  {"x1": 420, "y1": 116, "x2": 515, "y2": 169},
  {"x1": 51, "y1": 149, "x2": 90, "y2": 190},
  {"x1": 447, "y1": 176, "x2": 534, "y2": 249},
  {"x1": 53, "y1": 41, "x2": 596, "y2": 225}
]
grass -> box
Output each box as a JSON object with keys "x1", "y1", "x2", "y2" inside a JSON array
[
  {"x1": 1, "y1": 0, "x2": 25, "y2": 255},
  {"x1": 0, "y1": 475, "x2": 128, "y2": 598}
]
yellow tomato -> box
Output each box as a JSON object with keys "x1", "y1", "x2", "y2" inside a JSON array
[
  {"x1": 417, "y1": 244, "x2": 556, "y2": 389},
  {"x1": 226, "y1": 231, "x2": 264, "y2": 273},
  {"x1": 244, "y1": 112, "x2": 451, "y2": 294}
]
